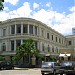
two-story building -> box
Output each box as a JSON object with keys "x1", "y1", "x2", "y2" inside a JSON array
[{"x1": 0, "y1": 18, "x2": 75, "y2": 64}]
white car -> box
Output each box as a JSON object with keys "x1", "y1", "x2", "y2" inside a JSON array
[{"x1": 41, "y1": 62, "x2": 60, "y2": 75}]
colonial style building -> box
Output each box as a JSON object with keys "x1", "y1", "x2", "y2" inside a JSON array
[{"x1": 0, "y1": 18, "x2": 75, "y2": 62}]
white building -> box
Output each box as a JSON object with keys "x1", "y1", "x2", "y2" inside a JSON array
[{"x1": 0, "y1": 18, "x2": 75, "y2": 62}]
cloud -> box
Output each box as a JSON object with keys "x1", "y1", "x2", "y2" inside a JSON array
[
  {"x1": 5, "y1": 0, "x2": 19, "y2": 5},
  {"x1": 69, "y1": 6, "x2": 75, "y2": 12},
  {"x1": 33, "y1": 2, "x2": 39, "y2": 10},
  {"x1": 46, "y1": 2, "x2": 51, "y2": 7},
  {"x1": 52, "y1": 10, "x2": 75, "y2": 35},
  {"x1": 0, "y1": 2, "x2": 74, "y2": 36},
  {"x1": 0, "y1": 2, "x2": 32, "y2": 20},
  {"x1": 3, "y1": 7, "x2": 9, "y2": 11},
  {"x1": 32, "y1": 7, "x2": 75, "y2": 35},
  {"x1": 0, "y1": 11, "x2": 10, "y2": 21}
]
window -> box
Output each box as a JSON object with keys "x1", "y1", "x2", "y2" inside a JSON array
[
  {"x1": 23, "y1": 40, "x2": 26, "y2": 43},
  {"x1": 11, "y1": 25, "x2": 15, "y2": 34},
  {"x1": 56, "y1": 47, "x2": 59, "y2": 53},
  {"x1": 29, "y1": 25, "x2": 33, "y2": 34},
  {"x1": 48, "y1": 45, "x2": 50, "y2": 52},
  {"x1": 16, "y1": 24, "x2": 21, "y2": 34},
  {"x1": 3, "y1": 29, "x2": 6, "y2": 36},
  {"x1": 2, "y1": 43, "x2": 6, "y2": 51},
  {"x1": 52, "y1": 35, "x2": 53, "y2": 40},
  {"x1": 35, "y1": 26, "x2": 37, "y2": 35},
  {"x1": 34, "y1": 41, "x2": 38, "y2": 49},
  {"x1": 42, "y1": 44, "x2": 45, "y2": 51},
  {"x1": 59, "y1": 38, "x2": 61, "y2": 43},
  {"x1": 16, "y1": 40, "x2": 21, "y2": 48},
  {"x1": 52, "y1": 46, "x2": 54, "y2": 52},
  {"x1": 62, "y1": 39, "x2": 63, "y2": 44},
  {"x1": 56, "y1": 37, "x2": 57, "y2": 42},
  {"x1": 11, "y1": 40, "x2": 14, "y2": 51},
  {"x1": 41, "y1": 29, "x2": 44, "y2": 37},
  {"x1": 23, "y1": 24, "x2": 28, "y2": 33},
  {"x1": 69, "y1": 41, "x2": 71, "y2": 45},
  {"x1": 47, "y1": 33, "x2": 49, "y2": 39}
]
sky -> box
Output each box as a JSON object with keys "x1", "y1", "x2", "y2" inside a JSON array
[{"x1": 0, "y1": 0, "x2": 75, "y2": 36}]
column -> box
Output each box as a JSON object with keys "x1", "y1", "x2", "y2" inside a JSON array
[
  {"x1": 21, "y1": 39, "x2": 23, "y2": 45},
  {"x1": 14, "y1": 40, "x2": 16, "y2": 51},
  {"x1": 33, "y1": 26, "x2": 35, "y2": 35},
  {"x1": 21, "y1": 22, "x2": 23, "y2": 34},
  {"x1": 28, "y1": 23, "x2": 29, "y2": 34}
]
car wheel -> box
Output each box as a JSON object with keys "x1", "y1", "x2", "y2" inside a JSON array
[{"x1": 42, "y1": 73, "x2": 44, "y2": 75}]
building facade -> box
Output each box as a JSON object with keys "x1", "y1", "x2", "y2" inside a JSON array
[{"x1": 0, "y1": 18, "x2": 75, "y2": 62}]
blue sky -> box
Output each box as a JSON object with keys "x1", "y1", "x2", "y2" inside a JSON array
[{"x1": 0, "y1": 0, "x2": 75, "y2": 35}]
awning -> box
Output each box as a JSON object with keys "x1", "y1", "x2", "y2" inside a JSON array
[{"x1": 59, "y1": 53, "x2": 71, "y2": 57}]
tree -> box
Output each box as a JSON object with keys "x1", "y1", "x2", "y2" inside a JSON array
[
  {"x1": 0, "y1": 0, "x2": 4, "y2": 10},
  {"x1": 12, "y1": 39, "x2": 39, "y2": 64},
  {"x1": 0, "y1": 55, "x2": 5, "y2": 61}
]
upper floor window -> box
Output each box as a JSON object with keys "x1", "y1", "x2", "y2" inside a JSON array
[
  {"x1": 35, "y1": 26, "x2": 37, "y2": 35},
  {"x1": 29, "y1": 25, "x2": 33, "y2": 34},
  {"x1": 59, "y1": 38, "x2": 61, "y2": 43},
  {"x1": 3, "y1": 29, "x2": 6, "y2": 36},
  {"x1": 69, "y1": 41, "x2": 71, "y2": 45},
  {"x1": 52, "y1": 35, "x2": 53, "y2": 40},
  {"x1": 56, "y1": 37, "x2": 57, "y2": 42},
  {"x1": 42, "y1": 30, "x2": 44, "y2": 37},
  {"x1": 11, "y1": 25, "x2": 15, "y2": 34},
  {"x1": 16, "y1": 24, "x2": 21, "y2": 34},
  {"x1": 47, "y1": 33, "x2": 49, "y2": 39},
  {"x1": 11, "y1": 40, "x2": 14, "y2": 51},
  {"x1": 23, "y1": 24, "x2": 28, "y2": 33}
]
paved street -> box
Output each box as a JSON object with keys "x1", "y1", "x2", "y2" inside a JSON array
[
  {"x1": 0, "y1": 68, "x2": 41, "y2": 75},
  {"x1": 0, "y1": 68, "x2": 67, "y2": 75}
]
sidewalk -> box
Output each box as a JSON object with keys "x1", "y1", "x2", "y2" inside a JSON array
[{"x1": 14, "y1": 67, "x2": 40, "y2": 70}]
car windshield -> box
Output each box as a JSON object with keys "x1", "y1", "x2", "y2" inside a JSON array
[
  {"x1": 42, "y1": 62, "x2": 53, "y2": 67},
  {"x1": 61, "y1": 62, "x2": 72, "y2": 66}
]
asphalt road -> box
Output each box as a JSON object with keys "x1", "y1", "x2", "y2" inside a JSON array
[
  {"x1": 0, "y1": 68, "x2": 67, "y2": 75},
  {"x1": 0, "y1": 68, "x2": 41, "y2": 75}
]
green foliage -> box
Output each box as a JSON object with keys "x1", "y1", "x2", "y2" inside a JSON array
[
  {"x1": 0, "y1": 55, "x2": 5, "y2": 61},
  {"x1": 50, "y1": 56, "x2": 56, "y2": 61},
  {"x1": 0, "y1": 0, "x2": 4, "y2": 10},
  {"x1": 13, "y1": 39, "x2": 39, "y2": 61}
]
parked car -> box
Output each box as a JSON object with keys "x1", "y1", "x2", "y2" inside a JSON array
[
  {"x1": 41, "y1": 61, "x2": 60, "y2": 75},
  {"x1": 0, "y1": 61, "x2": 14, "y2": 70},
  {"x1": 57, "y1": 61, "x2": 75, "y2": 75}
]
